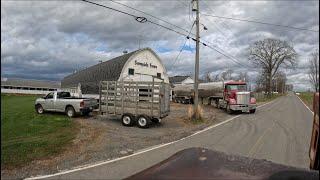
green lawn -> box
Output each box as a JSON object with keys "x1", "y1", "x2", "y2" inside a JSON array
[
  {"x1": 298, "y1": 92, "x2": 314, "y2": 109},
  {"x1": 1, "y1": 94, "x2": 77, "y2": 168}
]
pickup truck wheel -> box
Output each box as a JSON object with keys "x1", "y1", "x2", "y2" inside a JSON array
[
  {"x1": 250, "y1": 109, "x2": 256, "y2": 114},
  {"x1": 122, "y1": 114, "x2": 134, "y2": 126},
  {"x1": 137, "y1": 115, "x2": 151, "y2": 128},
  {"x1": 35, "y1": 105, "x2": 44, "y2": 114},
  {"x1": 66, "y1": 106, "x2": 76, "y2": 118}
]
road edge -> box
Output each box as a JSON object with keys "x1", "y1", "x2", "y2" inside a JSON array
[
  {"x1": 25, "y1": 99, "x2": 277, "y2": 180},
  {"x1": 296, "y1": 94, "x2": 314, "y2": 114}
]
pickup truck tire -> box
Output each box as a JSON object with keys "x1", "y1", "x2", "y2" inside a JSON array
[
  {"x1": 249, "y1": 109, "x2": 256, "y2": 114},
  {"x1": 122, "y1": 113, "x2": 135, "y2": 126},
  {"x1": 137, "y1": 115, "x2": 151, "y2": 128},
  {"x1": 35, "y1": 104, "x2": 44, "y2": 114},
  {"x1": 66, "y1": 106, "x2": 76, "y2": 118}
]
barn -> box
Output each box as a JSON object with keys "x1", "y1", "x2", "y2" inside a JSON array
[{"x1": 61, "y1": 48, "x2": 169, "y2": 97}]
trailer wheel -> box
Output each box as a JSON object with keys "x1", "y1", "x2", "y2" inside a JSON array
[
  {"x1": 249, "y1": 109, "x2": 256, "y2": 114},
  {"x1": 137, "y1": 115, "x2": 151, "y2": 128},
  {"x1": 122, "y1": 113, "x2": 135, "y2": 126},
  {"x1": 35, "y1": 104, "x2": 44, "y2": 114}
]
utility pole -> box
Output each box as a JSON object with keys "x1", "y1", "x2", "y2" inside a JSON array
[{"x1": 193, "y1": 0, "x2": 200, "y2": 120}]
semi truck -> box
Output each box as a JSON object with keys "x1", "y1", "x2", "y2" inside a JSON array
[{"x1": 173, "y1": 80, "x2": 256, "y2": 114}]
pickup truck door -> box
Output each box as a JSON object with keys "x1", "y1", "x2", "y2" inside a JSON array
[
  {"x1": 54, "y1": 92, "x2": 68, "y2": 112},
  {"x1": 43, "y1": 92, "x2": 55, "y2": 110}
]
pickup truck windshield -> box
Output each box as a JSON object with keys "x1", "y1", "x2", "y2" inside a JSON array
[
  {"x1": 227, "y1": 85, "x2": 247, "y2": 91},
  {"x1": 57, "y1": 92, "x2": 71, "y2": 98}
]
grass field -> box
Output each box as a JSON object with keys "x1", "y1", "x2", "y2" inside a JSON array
[
  {"x1": 298, "y1": 92, "x2": 314, "y2": 110},
  {"x1": 256, "y1": 93, "x2": 284, "y2": 103},
  {"x1": 1, "y1": 94, "x2": 77, "y2": 168}
]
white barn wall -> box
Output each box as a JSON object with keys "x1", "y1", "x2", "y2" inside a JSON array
[{"x1": 119, "y1": 49, "x2": 169, "y2": 83}]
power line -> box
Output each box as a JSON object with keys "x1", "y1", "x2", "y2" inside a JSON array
[
  {"x1": 109, "y1": 0, "x2": 194, "y2": 36},
  {"x1": 169, "y1": 21, "x2": 195, "y2": 70},
  {"x1": 82, "y1": 0, "x2": 190, "y2": 37},
  {"x1": 82, "y1": 0, "x2": 252, "y2": 70},
  {"x1": 107, "y1": 0, "x2": 248, "y2": 67},
  {"x1": 201, "y1": 13, "x2": 319, "y2": 33}
]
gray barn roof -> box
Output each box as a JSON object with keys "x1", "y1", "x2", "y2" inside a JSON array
[
  {"x1": 1, "y1": 78, "x2": 60, "y2": 89},
  {"x1": 169, "y1": 76, "x2": 191, "y2": 84},
  {"x1": 61, "y1": 48, "x2": 155, "y2": 94}
]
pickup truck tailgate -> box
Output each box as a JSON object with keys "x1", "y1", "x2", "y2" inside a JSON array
[{"x1": 83, "y1": 99, "x2": 97, "y2": 107}]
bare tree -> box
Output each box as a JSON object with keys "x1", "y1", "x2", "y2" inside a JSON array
[
  {"x1": 249, "y1": 38, "x2": 297, "y2": 95},
  {"x1": 255, "y1": 70, "x2": 268, "y2": 92},
  {"x1": 272, "y1": 71, "x2": 287, "y2": 93},
  {"x1": 220, "y1": 69, "x2": 234, "y2": 80},
  {"x1": 204, "y1": 71, "x2": 213, "y2": 82},
  {"x1": 212, "y1": 73, "x2": 220, "y2": 82},
  {"x1": 308, "y1": 49, "x2": 319, "y2": 92}
]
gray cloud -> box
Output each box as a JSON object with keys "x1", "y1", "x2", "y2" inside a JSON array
[{"x1": 1, "y1": 0, "x2": 319, "y2": 91}]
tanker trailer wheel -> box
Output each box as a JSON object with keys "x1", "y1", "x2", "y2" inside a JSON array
[
  {"x1": 249, "y1": 109, "x2": 256, "y2": 114},
  {"x1": 137, "y1": 115, "x2": 151, "y2": 128},
  {"x1": 122, "y1": 113, "x2": 135, "y2": 126}
]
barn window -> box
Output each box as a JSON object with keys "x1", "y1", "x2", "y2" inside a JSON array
[
  {"x1": 128, "y1": 68, "x2": 134, "y2": 75},
  {"x1": 157, "y1": 73, "x2": 161, "y2": 79}
]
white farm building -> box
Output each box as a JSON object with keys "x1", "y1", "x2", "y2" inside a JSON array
[{"x1": 61, "y1": 48, "x2": 169, "y2": 97}]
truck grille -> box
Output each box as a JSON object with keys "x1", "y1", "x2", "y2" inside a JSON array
[{"x1": 236, "y1": 92, "x2": 250, "y2": 105}]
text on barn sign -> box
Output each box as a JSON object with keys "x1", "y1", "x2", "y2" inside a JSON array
[{"x1": 135, "y1": 60, "x2": 157, "y2": 69}]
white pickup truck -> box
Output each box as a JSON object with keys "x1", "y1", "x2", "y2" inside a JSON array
[{"x1": 35, "y1": 91, "x2": 97, "y2": 117}]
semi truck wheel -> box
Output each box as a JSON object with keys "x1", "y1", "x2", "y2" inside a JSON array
[
  {"x1": 122, "y1": 113, "x2": 135, "y2": 126},
  {"x1": 35, "y1": 104, "x2": 44, "y2": 114},
  {"x1": 137, "y1": 115, "x2": 151, "y2": 128},
  {"x1": 66, "y1": 106, "x2": 76, "y2": 118},
  {"x1": 250, "y1": 109, "x2": 256, "y2": 114},
  {"x1": 226, "y1": 105, "x2": 233, "y2": 114}
]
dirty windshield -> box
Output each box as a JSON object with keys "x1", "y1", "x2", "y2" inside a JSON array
[
  {"x1": 1, "y1": 0, "x2": 319, "y2": 179},
  {"x1": 227, "y1": 85, "x2": 247, "y2": 91}
]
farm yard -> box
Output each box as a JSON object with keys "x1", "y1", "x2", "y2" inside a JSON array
[
  {"x1": 1, "y1": 93, "x2": 232, "y2": 179},
  {"x1": 1, "y1": 94, "x2": 77, "y2": 168}
]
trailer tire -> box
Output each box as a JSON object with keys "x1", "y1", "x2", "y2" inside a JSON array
[
  {"x1": 66, "y1": 106, "x2": 76, "y2": 118},
  {"x1": 249, "y1": 109, "x2": 256, "y2": 114},
  {"x1": 122, "y1": 113, "x2": 135, "y2": 126},
  {"x1": 35, "y1": 104, "x2": 44, "y2": 114},
  {"x1": 137, "y1": 115, "x2": 151, "y2": 128}
]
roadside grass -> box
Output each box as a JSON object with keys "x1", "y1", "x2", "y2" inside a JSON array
[
  {"x1": 1, "y1": 94, "x2": 77, "y2": 168},
  {"x1": 256, "y1": 93, "x2": 284, "y2": 103},
  {"x1": 298, "y1": 92, "x2": 314, "y2": 110}
]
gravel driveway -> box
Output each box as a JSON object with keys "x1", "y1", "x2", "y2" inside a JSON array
[{"x1": 2, "y1": 103, "x2": 232, "y2": 179}]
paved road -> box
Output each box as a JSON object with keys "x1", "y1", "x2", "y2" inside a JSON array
[{"x1": 39, "y1": 93, "x2": 314, "y2": 179}]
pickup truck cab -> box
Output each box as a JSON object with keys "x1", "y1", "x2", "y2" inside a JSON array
[{"x1": 35, "y1": 91, "x2": 97, "y2": 117}]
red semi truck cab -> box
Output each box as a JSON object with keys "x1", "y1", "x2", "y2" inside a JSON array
[{"x1": 222, "y1": 81, "x2": 256, "y2": 113}]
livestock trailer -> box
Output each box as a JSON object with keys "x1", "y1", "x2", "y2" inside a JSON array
[{"x1": 99, "y1": 80, "x2": 170, "y2": 128}]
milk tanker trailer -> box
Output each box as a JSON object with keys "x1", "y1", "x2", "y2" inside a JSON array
[{"x1": 172, "y1": 80, "x2": 256, "y2": 114}]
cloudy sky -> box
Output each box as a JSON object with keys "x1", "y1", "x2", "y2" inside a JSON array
[{"x1": 1, "y1": 0, "x2": 319, "y2": 91}]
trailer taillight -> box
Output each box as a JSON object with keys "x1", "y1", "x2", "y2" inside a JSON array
[{"x1": 80, "y1": 101, "x2": 84, "y2": 108}]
